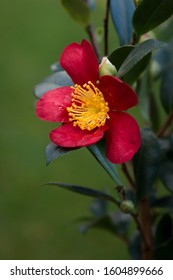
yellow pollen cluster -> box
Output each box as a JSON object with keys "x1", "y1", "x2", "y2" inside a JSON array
[{"x1": 67, "y1": 81, "x2": 110, "y2": 131}]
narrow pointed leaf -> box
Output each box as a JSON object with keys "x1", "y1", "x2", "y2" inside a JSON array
[
  {"x1": 110, "y1": 0, "x2": 135, "y2": 45},
  {"x1": 46, "y1": 182, "x2": 120, "y2": 206},
  {"x1": 117, "y1": 39, "x2": 165, "y2": 78},
  {"x1": 133, "y1": 129, "x2": 161, "y2": 202},
  {"x1": 88, "y1": 139, "x2": 122, "y2": 185},
  {"x1": 34, "y1": 71, "x2": 73, "y2": 98},
  {"x1": 133, "y1": 0, "x2": 173, "y2": 38},
  {"x1": 46, "y1": 142, "x2": 78, "y2": 165}
]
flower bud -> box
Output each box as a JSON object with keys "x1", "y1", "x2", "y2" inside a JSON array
[
  {"x1": 99, "y1": 57, "x2": 117, "y2": 77},
  {"x1": 120, "y1": 200, "x2": 135, "y2": 214}
]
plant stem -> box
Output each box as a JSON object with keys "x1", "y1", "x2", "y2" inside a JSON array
[
  {"x1": 122, "y1": 163, "x2": 135, "y2": 189},
  {"x1": 157, "y1": 112, "x2": 173, "y2": 137},
  {"x1": 139, "y1": 197, "x2": 153, "y2": 259},
  {"x1": 85, "y1": 24, "x2": 101, "y2": 61},
  {"x1": 132, "y1": 202, "x2": 153, "y2": 260},
  {"x1": 104, "y1": 0, "x2": 110, "y2": 56}
]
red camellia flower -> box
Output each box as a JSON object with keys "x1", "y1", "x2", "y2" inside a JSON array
[{"x1": 36, "y1": 40, "x2": 141, "y2": 164}]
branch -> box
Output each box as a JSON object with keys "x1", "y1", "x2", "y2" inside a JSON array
[
  {"x1": 85, "y1": 24, "x2": 101, "y2": 61},
  {"x1": 122, "y1": 163, "x2": 135, "y2": 190},
  {"x1": 157, "y1": 112, "x2": 173, "y2": 137},
  {"x1": 104, "y1": 0, "x2": 110, "y2": 56}
]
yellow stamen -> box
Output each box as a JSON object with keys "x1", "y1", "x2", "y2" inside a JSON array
[{"x1": 67, "y1": 81, "x2": 110, "y2": 131}]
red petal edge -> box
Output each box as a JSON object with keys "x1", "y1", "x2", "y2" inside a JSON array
[
  {"x1": 106, "y1": 111, "x2": 141, "y2": 164},
  {"x1": 60, "y1": 40, "x2": 99, "y2": 85},
  {"x1": 99, "y1": 75, "x2": 138, "y2": 111},
  {"x1": 36, "y1": 87, "x2": 73, "y2": 123},
  {"x1": 50, "y1": 123, "x2": 108, "y2": 147}
]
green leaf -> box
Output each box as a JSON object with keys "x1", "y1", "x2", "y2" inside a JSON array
[
  {"x1": 117, "y1": 39, "x2": 165, "y2": 78},
  {"x1": 44, "y1": 71, "x2": 73, "y2": 86},
  {"x1": 88, "y1": 138, "x2": 122, "y2": 185},
  {"x1": 34, "y1": 71, "x2": 73, "y2": 98},
  {"x1": 133, "y1": 128, "x2": 161, "y2": 202},
  {"x1": 34, "y1": 82, "x2": 59, "y2": 99},
  {"x1": 109, "y1": 46, "x2": 134, "y2": 69},
  {"x1": 46, "y1": 182, "x2": 120, "y2": 206},
  {"x1": 61, "y1": 0, "x2": 90, "y2": 26},
  {"x1": 133, "y1": 0, "x2": 173, "y2": 38},
  {"x1": 109, "y1": 45, "x2": 151, "y2": 84},
  {"x1": 45, "y1": 142, "x2": 78, "y2": 165}
]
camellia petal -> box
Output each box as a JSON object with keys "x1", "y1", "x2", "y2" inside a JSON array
[
  {"x1": 36, "y1": 87, "x2": 73, "y2": 122},
  {"x1": 98, "y1": 75, "x2": 138, "y2": 111},
  {"x1": 50, "y1": 123, "x2": 108, "y2": 147},
  {"x1": 60, "y1": 40, "x2": 99, "y2": 85},
  {"x1": 106, "y1": 112, "x2": 141, "y2": 164}
]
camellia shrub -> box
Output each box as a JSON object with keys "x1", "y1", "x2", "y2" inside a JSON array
[{"x1": 34, "y1": 0, "x2": 173, "y2": 260}]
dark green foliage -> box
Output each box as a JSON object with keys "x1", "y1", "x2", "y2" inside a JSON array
[
  {"x1": 133, "y1": 129, "x2": 161, "y2": 202},
  {"x1": 34, "y1": 71, "x2": 73, "y2": 98},
  {"x1": 46, "y1": 142, "x2": 78, "y2": 165},
  {"x1": 133, "y1": 0, "x2": 173, "y2": 39},
  {"x1": 88, "y1": 138, "x2": 122, "y2": 185},
  {"x1": 46, "y1": 182, "x2": 120, "y2": 206},
  {"x1": 117, "y1": 39, "x2": 165, "y2": 80}
]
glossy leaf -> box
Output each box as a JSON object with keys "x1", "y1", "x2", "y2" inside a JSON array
[
  {"x1": 109, "y1": 46, "x2": 134, "y2": 69},
  {"x1": 133, "y1": 0, "x2": 173, "y2": 38},
  {"x1": 110, "y1": 0, "x2": 135, "y2": 45},
  {"x1": 34, "y1": 82, "x2": 59, "y2": 99},
  {"x1": 46, "y1": 182, "x2": 120, "y2": 206},
  {"x1": 117, "y1": 39, "x2": 165, "y2": 78},
  {"x1": 133, "y1": 129, "x2": 161, "y2": 202},
  {"x1": 43, "y1": 71, "x2": 73, "y2": 86},
  {"x1": 34, "y1": 71, "x2": 73, "y2": 98},
  {"x1": 109, "y1": 45, "x2": 151, "y2": 84},
  {"x1": 46, "y1": 142, "x2": 78, "y2": 165},
  {"x1": 61, "y1": 0, "x2": 90, "y2": 26},
  {"x1": 88, "y1": 138, "x2": 122, "y2": 185}
]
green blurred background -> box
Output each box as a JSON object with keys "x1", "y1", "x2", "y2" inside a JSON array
[{"x1": 0, "y1": 0, "x2": 129, "y2": 259}]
